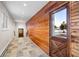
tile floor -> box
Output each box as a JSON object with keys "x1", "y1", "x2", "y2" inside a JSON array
[{"x1": 3, "y1": 37, "x2": 48, "y2": 57}]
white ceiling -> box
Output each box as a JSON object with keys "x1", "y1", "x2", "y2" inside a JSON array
[{"x1": 3, "y1": 1, "x2": 48, "y2": 23}]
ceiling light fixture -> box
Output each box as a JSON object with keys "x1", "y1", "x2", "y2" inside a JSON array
[{"x1": 24, "y1": 3, "x2": 27, "y2": 6}]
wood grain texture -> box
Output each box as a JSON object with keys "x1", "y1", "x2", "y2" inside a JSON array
[
  {"x1": 26, "y1": 1, "x2": 70, "y2": 55},
  {"x1": 26, "y1": 2, "x2": 56, "y2": 54},
  {"x1": 49, "y1": 1, "x2": 70, "y2": 57},
  {"x1": 26, "y1": 1, "x2": 79, "y2": 56},
  {"x1": 70, "y1": 1, "x2": 79, "y2": 57},
  {"x1": 26, "y1": 15, "x2": 49, "y2": 54}
]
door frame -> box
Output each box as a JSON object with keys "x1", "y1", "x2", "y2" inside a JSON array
[{"x1": 49, "y1": 2, "x2": 71, "y2": 56}]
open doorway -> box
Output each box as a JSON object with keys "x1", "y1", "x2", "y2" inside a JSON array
[
  {"x1": 49, "y1": 3, "x2": 70, "y2": 57},
  {"x1": 18, "y1": 28, "x2": 24, "y2": 37}
]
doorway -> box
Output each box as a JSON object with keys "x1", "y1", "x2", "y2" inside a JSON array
[
  {"x1": 49, "y1": 3, "x2": 70, "y2": 57},
  {"x1": 18, "y1": 28, "x2": 24, "y2": 37}
]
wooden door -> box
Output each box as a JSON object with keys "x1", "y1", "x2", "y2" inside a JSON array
[
  {"x1": 49, "y1": 3, "x2": 70, "y2": 57},
  {"x1": 18, "y1": 28, "x2": 24, "y2": 37}
]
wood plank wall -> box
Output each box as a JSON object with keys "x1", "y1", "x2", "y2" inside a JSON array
[
  {"x1": 26, "y1": 2, "x2": 56, "y2": 54},
  {"x1": 70, "y1": 1, "x2": 79, "y2": 56},
  {"x1": 27, "y1": 14, "x2": 49, "y2": 54},
  {"x1": 26, "y1": 1, "x2": 79, "y2": 56},
  {"x1": 26, "y1": 1, "x2": 69, "y2": 54}
]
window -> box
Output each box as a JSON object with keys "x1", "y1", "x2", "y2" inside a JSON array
[
  {"x1": 3, "y1": 14, "x2": 7, "y2": 28},
  {"x1": 0, "y1": 11, "x2": 3, "y2": 29},
  {"x1": 52, "y1": 8, "x2": 67, "y2": 39},
  {"x1": 0, "y1": 10, "x2": 8, "y2": 30}
]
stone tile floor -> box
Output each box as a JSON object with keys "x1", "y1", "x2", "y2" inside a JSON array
[{"x1": 3, "y1": 37, "x2": 48, "y2": 57}]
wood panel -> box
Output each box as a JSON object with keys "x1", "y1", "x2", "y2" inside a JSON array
[
  {"x1": 26, "y1": 1, "x2": 70, "y2": 56},
  {"x1": 26, "y1": 1, "x2": 68, "y2": 54},
  {"x1": 26, "y1": 1, "x2": 79, "y2": 56},
  {"x1": 70, "y1": 1, "x2": 79, "y2": 57},
  {"x1": 27, "y1": 14, "x2": 49, "y2": 54},
  {"x1": 26, "y1": 2, "x2": 56, "y2": 54},
  {"x1": 50, "y1": 37, "x2": 67, "y2": 57}
]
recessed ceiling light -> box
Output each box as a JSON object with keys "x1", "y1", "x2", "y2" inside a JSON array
[{"x1": 24, "y1": 3, "x2": 27, "y2": 6}]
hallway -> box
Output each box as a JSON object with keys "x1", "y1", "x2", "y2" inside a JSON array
[
  {"x1": 0, "y1": 1, "x2": 79, "y2": 57},
  {"x1": 0, "y1": 1, "x2": 49, "y2": 57},
  {"x1": 2, "y1": 37, "x2": 48, "y2": 57}
]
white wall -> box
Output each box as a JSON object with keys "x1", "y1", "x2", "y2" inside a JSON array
[
  {"x1": 0, "y1": 2, "x2": 15, "y2": 55},
  {"x1": 15, "y1": 22, "x2": 27, "y2": 38}
]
